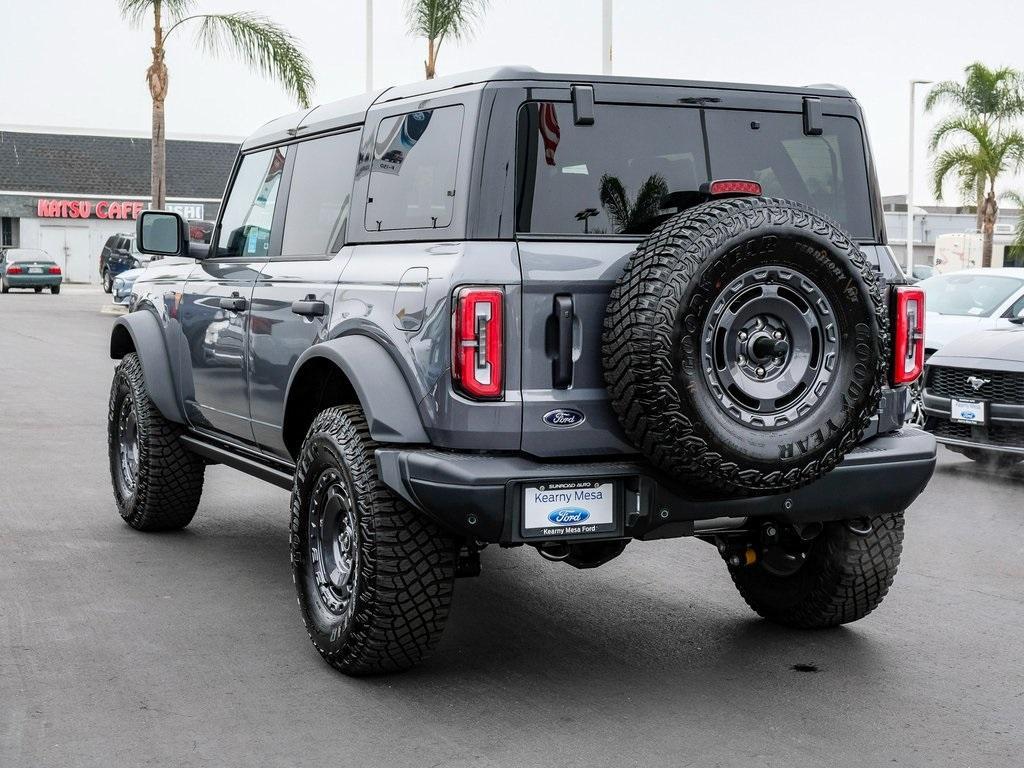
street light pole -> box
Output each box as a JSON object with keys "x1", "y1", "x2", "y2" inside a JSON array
[
  {"x1": 907, "y1": 78, "x2": 932, "y2": 275},
  {"x1": 602, "y1": 0, "x2": 613, "y2": 75},
  {"x1": 366, "y1": 0, "x2": 374, "y2": 92}
]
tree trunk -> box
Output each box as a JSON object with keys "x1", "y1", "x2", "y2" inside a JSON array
[
  {"x1": 148, "y1": 2, "x2": 169, "y2": 210},
  {"x1": 981, "y1": 188, "x2": 997, "y2": 268},
  {"x1": 424, "y1": 37, "x2": 436, "y2": 79},
  {"x1": 975, "y1": 175, "x2": 984, "y2": 232}
]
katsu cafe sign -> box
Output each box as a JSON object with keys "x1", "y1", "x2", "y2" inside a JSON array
[{"x1": 36, "y1": 198, "x2": 145, "y2": 220}]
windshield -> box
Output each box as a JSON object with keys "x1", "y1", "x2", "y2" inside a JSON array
[
  {"x1": 516, "y1": 102, "x2": 874, "y2": 239},
  {"x1": 919, "y1": 273, "x2": 1024, "y2": 316}
]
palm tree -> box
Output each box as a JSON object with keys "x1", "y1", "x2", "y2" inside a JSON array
[
  {"x1": 119, "y1": 1, "x2": 314, "y2": 210},
  {"x1": 404, "y1": 0, "x2": 489, "y2": 80},
  {"x1": 599, "y1": 174, "x2": 668, "y2": 234},
  {"x1": 925, "y1": 63, "x2": 1024, "y2": 229},
  {"x1": 999, "y1": 190, "x2": 1024, "y2": 260},
  {"x1": 931, "y1": 118, "x2": 1024, "y2": 267}
]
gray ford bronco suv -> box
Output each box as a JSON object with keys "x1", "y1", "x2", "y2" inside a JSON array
[{"x1": 108, "y1": 67, "x2": 937, "y2": 675}]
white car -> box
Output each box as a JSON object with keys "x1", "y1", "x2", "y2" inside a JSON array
[{"x1": 918, "y1": 268, "x2": 1024, "y2": 354}]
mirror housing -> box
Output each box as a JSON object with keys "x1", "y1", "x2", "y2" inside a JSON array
[{"x1": 136, "y1": 210, "x2": 188, "y2": 258}]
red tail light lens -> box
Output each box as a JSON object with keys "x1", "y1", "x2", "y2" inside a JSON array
[
  {"x1": 452, "y1": 287, "x2": 504, "y2": 400},
  {"x1": 7, "y1": 265, "x2": 22, "y2": 274},
  {"x1": 707, "y1": 179, "x2": 763, "y2": 197},
  {"x1": 893, "y1": 286, "x2": 925, "y2": 385},
  {"x1": 48, "y1": 266, "x2": 61, "y2": 275}
]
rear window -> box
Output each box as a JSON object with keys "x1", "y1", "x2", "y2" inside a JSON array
[
  {"x1": 5, "y1": 249, "x2": 47, "y2": 263},
  {"x1": 516, "y1": 102, "x2": 874, "y2": 240},
  {"x1": 704, "y1": 110, "x2": 873, "y2": 240}
]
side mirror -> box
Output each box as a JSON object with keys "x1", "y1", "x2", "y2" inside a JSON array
[{"x1": 137, "y1": 210, "x2": 188, "y2": 257}]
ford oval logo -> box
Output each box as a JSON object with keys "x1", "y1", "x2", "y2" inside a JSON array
[
  {"x1": 548, "y1": 507, "x2": 591, "y2": 525},
  {"x1": 543, "y1": 408, "x2": 586, "y2": 428},
  {"x1": 961, "y1": 410, "x2": 976, "y2": 420}
]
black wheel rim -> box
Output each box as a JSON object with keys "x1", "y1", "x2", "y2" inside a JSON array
[
  {"x1": 700, "y1": 266, "x2": 840, "y2": 428},
  {"x1": 309, "y1": 469, "x2": 359, "y2": 616},
  {"x1": 116, "y1": 396, "x2": 139, "y2": 497}
]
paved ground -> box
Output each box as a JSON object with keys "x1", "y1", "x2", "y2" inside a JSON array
[{"x1": 1, "y1": 287, "x2": 1022, "y2": 768}]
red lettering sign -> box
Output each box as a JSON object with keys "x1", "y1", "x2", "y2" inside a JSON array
[{"x1": 36, "y1": 198, "x2": 144, "y2": 220}]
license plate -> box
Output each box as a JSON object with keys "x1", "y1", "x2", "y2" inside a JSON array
[
  {"x1": 522, "y1": 480, "x2": 617, "y2": 538},
  {"x1": 28, "y1": 267, "x2": 43, "y2": 274},
  {"x1": 950, "y1": 398, "x2": 986, "y2": 426}
]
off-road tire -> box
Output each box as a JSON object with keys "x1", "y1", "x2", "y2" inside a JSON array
[
  {"x1": 603, "y1": 197, "x2": 887, "y2": 494},
  {"x1": 107, "y1": 353, "x2": 205, "y2": 531},
  {"x1": 727, "y1": 511, "x2": 904, "y2": 628},
  {"x1": 51, "y1": 285, "x2": 60, "y2": 294},
  {"x1": 290, "y1": 405, "x2": 457, "y2": 675}
]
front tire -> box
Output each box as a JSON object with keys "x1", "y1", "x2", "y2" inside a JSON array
[
  {"x1": 102, "y1": 270, "x2": 113, "y2": 293},
  {"x1": 290, "y1": 405, "x2": 457, "y2": 675},
  {"x1": 107, "y1": 353, "x2": 205, "y2": 531},
  {"x1": 726, "y1": 511, "x2": 904, "y2": 628}
]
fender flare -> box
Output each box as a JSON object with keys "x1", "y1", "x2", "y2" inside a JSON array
[
  {"x1": 109, "y1": 310, "x2": 185, "y2": 424},
  {"x1": 285, "y1": 335, "x2": 429, "y2": 444}
]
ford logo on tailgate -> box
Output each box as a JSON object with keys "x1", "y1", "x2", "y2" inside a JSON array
[
  {"x1": 548, "y1": 507, "x2": 591, "y2": 525},
  {"x1": 543, "y1": 408, "x2": 586, "y2": 428}
]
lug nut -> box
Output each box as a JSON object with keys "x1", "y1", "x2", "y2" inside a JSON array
[
  {"x1": 738, "y1": 355, "x2": 746, "y2": 365},
  {"x1": 738, "y1": 331, "x2": 748, "y2": 341},
  {"x1": 773, "y1": 330, "x2": 784, "y2": 339},
  {"x1": 756, "y1": 367, "x2": 766, "y2": 378}
]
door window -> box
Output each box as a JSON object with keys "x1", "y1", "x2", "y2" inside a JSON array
[
  {"x1": 364, "y1": 105, "x2": 464, "y2": 231},
  {"x1": 215, "y1": 147, "x2": 288, "y2": 259},
  {"x1": 281, "y1": 132, "x2": 360, "y2": 255}
]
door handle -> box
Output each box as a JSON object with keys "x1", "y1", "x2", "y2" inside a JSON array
[
  {"x1": 552, "y1": 294, "x2": 574, "y2": 389},
  {"x1": 291, "y1": 294, "x2": 327, "y2": 318},
  {"x1": 219, "y1": 292, "x2": 248, "y2": 312}
]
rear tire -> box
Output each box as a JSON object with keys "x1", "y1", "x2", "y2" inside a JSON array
[
  {"x1": 726, "y1": 511, "x2": 904, "y2": 628},
  {"x1": 107, "y1": 353, "x2": 205, "y2": 531},
  {"x1": 290, "y1": 405, "x2": 457, "y2": 675},
  {"x1": 34, "y1": 287, "x2": 42, "y2": 293},
  {"x1": 51, "y1": 285, "x2": 60, "y2": 294},
  {"x1": 102, "y1": 270, "x2": 113, "y2": 293},
  {"x1": 2, "y1": 280, "x2": 10, "y2": 293}
]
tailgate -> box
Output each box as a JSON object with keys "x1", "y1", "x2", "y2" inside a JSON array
[{"x1": 518, "y1": 240, "x2": 638, "y2": 458}]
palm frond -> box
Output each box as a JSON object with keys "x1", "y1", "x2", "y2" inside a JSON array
[
  {"x1": 598, "y1": 174, "x2": 631, "y2": 233},
  {"x1": 119, "y1": 0, "x2": 193, "y2": 27},
  {"x1": 931, "y1": 145, "x2": 984, "y2": 200},
  {"x1": 168, "y1": 12, "x2": 315, "y2": 108},
  {"x1": 404, "y1": 0, "x2": 489, "y2": 44},
  {"x1": 630, "y1": 174, "x2": 668, "y2": 230}
]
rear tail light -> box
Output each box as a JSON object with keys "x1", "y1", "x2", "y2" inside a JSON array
[
  {"x1": 452, "y1": 287, "x2": 504, "y2": 400},
  {"x1": 893, "y1": 286, "x2": 925, "y2": 385},
  {"x1": 48, "y1": 266, "x2": 61, "y2": 275},
  {"x1": 6, "y1": 265, "x2": 22, "y2": 274},
  {"x1": 706, "y1": 179, "x2": 763, "y2": 197}
]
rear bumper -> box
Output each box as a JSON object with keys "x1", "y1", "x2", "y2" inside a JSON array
[
  {"x1": 4, "y1": 274, "x2": 61, "y2": 287},
  {"x1": 377, "y1": 429, "x2": 937, "y2": 544}
]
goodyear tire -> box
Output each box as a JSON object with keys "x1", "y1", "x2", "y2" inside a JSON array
[
  {"x1": 603, "y1": 197, "x2": 887, "y2": 494},
  {"x1": 108, "y1": 353, "x2": 205, "y2": 531},
  {"x1": 727, "y1": 511, "x2": 905, "y2": 628},
  {"x1": 290, "y1": 405, "x2": 457, "y2": 675}
]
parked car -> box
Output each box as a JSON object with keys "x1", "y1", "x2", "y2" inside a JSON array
[
  {"x1": 106, "y1": 67, "x2": 936, "y2": 675},
  {"x1": 1, "y1": 248, "x2": 62, "y2": 293},
  {"x1": 909, "y1": 264, "x2": 937, "y2": 282},
  {"x1": 921, "y1": 316, "x2": 1024, "y2": 466},
  {"x1": 111, "y1": 267, "x2": 144, "y2": 306},
  {"x1": 918, "y1": 268, "x2": 1024, "y2": 354},
  {"x1": 99, "y1": 233, "x2": 147, "y2": 293}
]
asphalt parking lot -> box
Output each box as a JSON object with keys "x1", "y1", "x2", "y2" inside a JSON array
[{"x1": 1, "y1": 287, "x2": 1022, "y2": 768}]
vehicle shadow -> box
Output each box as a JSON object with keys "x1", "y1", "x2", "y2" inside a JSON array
[{"x1": 933, "y1": 454, "x2": 1024, "y2": 486}]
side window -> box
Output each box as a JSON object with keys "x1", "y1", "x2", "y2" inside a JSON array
[
  {"x1": 281, "y1": 131, "x2": 360, "y2": 256},
  {"x1": 364, "y1": 105, "x2": 464, "y2": 231},
  {"x1": 216, "y1": 147, "x2": 288, "y2": 259}
]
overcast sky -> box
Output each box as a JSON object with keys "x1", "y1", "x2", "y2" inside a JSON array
[{"x1": 2, "y1": 0, "x2": 1023, "y2": 204}]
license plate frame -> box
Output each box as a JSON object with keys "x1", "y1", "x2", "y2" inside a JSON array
[
  {"x1": 28, "y1": 267, "x2": 43, "y2": 274},
  {"x1": 950, "y1": 398, "x2": 986, "y2": 426},
  {"x1": 520, "y1": 479, "x2": 620, "y2": 540}
]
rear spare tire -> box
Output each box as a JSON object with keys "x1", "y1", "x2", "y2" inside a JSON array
[{"x1": 604, "y1": 197, "x2": 887, "y2": 494}]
